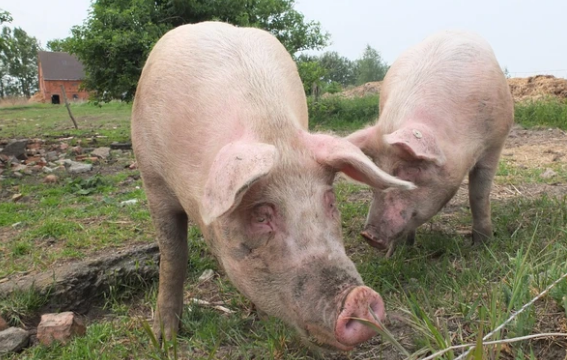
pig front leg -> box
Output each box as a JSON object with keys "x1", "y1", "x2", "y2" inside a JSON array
[
  {"x1": 145, "y1": 183, "x2": 189, "y2": 341},
  {"x1": 468, "y1": 149, "x2": 501, "y2": 243}
]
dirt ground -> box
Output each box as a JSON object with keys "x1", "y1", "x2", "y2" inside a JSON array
[{"x1": 332, "y1": 75, "x2": 567, "y2": 103}]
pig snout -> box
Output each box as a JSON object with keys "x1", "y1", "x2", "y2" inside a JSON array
[
  {"x1": 335, "y1": 286, "x2": 385, "y2": 347},
  {"x1": 361, "y1": 225, "x2": 389, "y2": 251}
]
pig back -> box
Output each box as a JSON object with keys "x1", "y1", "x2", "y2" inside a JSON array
[
  {"x1": 131, "y1": 22, "x2": 308, "y2": 207},
  {"x1": 379, "y1": 30, "x2": 513, "y2": 147}
]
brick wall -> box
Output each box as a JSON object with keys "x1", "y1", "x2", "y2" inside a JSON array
[{"x1": 41, "y1": 80, "x2": 90, "y2": 103}]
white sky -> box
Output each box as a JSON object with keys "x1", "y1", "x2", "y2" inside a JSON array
[{"x1": 3, "y1": 0, "x2": 566, "y2": 78}]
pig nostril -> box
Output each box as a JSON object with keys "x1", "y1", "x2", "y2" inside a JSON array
[{"x1": 344, "y1": 318, "x2": 357, "y2": 331}]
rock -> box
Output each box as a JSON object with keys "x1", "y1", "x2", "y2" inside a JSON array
[
  {"x1": 120, "y1": 199, "x2": 138, "y2": 206},
  {"x1": 128, "y1": 162, "x2": 138, "y2": 170},
  {"x1": 12, "y1": 194, "x2": 23, "y2": 202},
  {"x1": 541, "y1": 168, "x2": 557, "y2": 179},
  {"x1": 0, "y1": 139, "x2": 28, "y2": 160},
  {"x1": 0, "y1": 327, "x2": 30, "y2": 355},
  {"x1": 68, "y1": 163, "x2": 93, "y2": 174},
  {"x1": 43, "y1": 167, "x2": 54, "y2": 174},
  {"x1": 11, "y1": 164, "x2": 27, "y2": 172},
  {"x1": 0, "y1": 316, "x2": 7, "y2": 331},
  {"x1": 63, "y1": 160, "x2": 93, "y2": 174},
  {"x1": 46, "y1": 151, "x2": 59, "y2": 162},
  {"x1": 198, "y1": 269, "x2": 215, "y2": 282},
  {"x1": 72, "y1": 146, "x2": 83, "y2": 155},
  {"x1": 44, "y1": 175, "x2": 59, "y2": 184},
  {"x1": 110, "y1": 142, "x2": 132, "y2": 150},
  {"x1": 12, "y1": 172, "x2": 22, "y2": 178},
  {"x1": 91, "y1": 147, "x2": 111, "y2": 160},
  {"x1": 37, "y1": 312, "x2": 86, "y2": 346},
  {"x1": 60, "y1": 143, "x2": 69, "y2": 151}
]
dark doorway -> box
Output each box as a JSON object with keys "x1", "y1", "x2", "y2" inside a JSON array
[
  {"x1": 51, "y1": 94, "x2": 60, "y2": 104},
  {"x1": 72, "y1": 94, "x2": 78, "y2": 101}
]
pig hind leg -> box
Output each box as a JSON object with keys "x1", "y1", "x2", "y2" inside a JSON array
[
  {"x1": 468, "y1": 148, "x2": 502, "y2": 243},
  {"x1": 144, "y1": 176, "x2": 189, "y2": 341}
]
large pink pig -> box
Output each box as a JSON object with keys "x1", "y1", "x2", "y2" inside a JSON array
[
  {"x1": 131, "y1": 21, "x2": 415, "y2": 351},
  {"x1": 347, "y1": 30, "x2": 514, "y2": 255}
]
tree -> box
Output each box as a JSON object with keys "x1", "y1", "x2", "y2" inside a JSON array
[
  {"x1": 295, "y1": 54, "x2": 327, "y2": 95},
  {"x1": 354, "y1": 45, "x2": 388, "y2": 85},
  {"x1": 56, "y1": 0, "x2": 329, "y2": 102},
  {"x1": 0, "y1": 26, "x2": 40, "y2": 98},
  {"x1": 0, "y1": 10, "x2": 12, "y2": 24},
  {"x1": 318, "y1": 51, "x2": 355, "y2": 86}
]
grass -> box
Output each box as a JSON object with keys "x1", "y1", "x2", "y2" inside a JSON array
[{"x1": 1, "y1": 99, "x2": 567, "y2": 359}]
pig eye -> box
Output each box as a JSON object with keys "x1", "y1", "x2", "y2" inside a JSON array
[{"x1": 257, "y1": 217, "x2": 266, "y2": 223}]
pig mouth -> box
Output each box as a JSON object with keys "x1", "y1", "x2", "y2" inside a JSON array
[{"x1": 360, "y1": 229, "x2": 390, "y2": 251}]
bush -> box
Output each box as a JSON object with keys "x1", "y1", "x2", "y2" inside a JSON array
[
  {"x1": 514, "y1": 97, "x2": 567, "y2": 130},
  {"x1": 308, "y1": 94, "x2": 379, "y2": 131}
]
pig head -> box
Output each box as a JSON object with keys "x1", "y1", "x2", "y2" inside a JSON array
[
  {"x1": 198, "y1": 132, "x2": 415, "y2": 350},
  {"x1": 347, "y1": 123, "x2": 452, "y2": 253}
]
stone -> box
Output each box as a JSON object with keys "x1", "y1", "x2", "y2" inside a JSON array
[
  {"x1": 120, "y1": 199, "x2": 138, "y2": 206},
  {"x1": 12, "y1": 194, "x2": 23, "y2": 202},
  {"x1": 46, "y1": 151, "x2": 59, "y2": 162},
  {"x1": 37, "y1": 312, "x2": 86, "y2": 346},
  {"x1": 541, "y1": 168, "x2": 557, "y2": 179},
  {"x1": 110, "y1": 142, "x2": 132, "y2": 150},
  {"x1": 43, "y1": 166, "x2": 54, "y2": 174},
  {"x1": 63, "y1": 160, "x2": 93, "y2": 174},
  {"x1": 44, "y1": 175, "x2": 59, "y2": 184},
  {"x1": 11, "y1": 164, "x2": 27, "y2": 172},
  {"x1": 91, "y1": 147, "x2": 111, "y2": 159},
  {"x1": 0, "y1": 139, "x2": 28, "y2": 160},
  {"x1": 0, "y1": 327, "x2": 30, "y2": 355}
]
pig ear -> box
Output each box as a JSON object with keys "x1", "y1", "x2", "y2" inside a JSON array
[
  {"x1": 303, "y1": 133, "x2": 415, "y2": 190},
  {"x1": 201, "y1": 141, "x2": 277, "y2": 226},
  {"x1": 345, "y1": 126, "x2": 376, "y2": 154},
  {"x1": 384, "y1": 127, "x2": 446, "y2": 166}
]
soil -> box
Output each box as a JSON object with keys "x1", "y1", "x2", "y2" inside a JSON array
[
  {"x1": 330, "y1": 75, "x2": 567, "y2": 103},
  {"x1": 1, "y1": 121, "x2": 566, "y2": 358}
]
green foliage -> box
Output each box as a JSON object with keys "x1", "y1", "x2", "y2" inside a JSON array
[
  {"x1": 0, "y1": 9, "x2": 12, "y2": 24},
  {"x1": 354, "y1": 44, "x2": 388, "y2": 85},
  {"x1": 308, "y1": 94, "x2": 379, "y2": 130},
  {"x1": 514, "y1": 98, "x2": 567, "y2": 130},
  {"x1": 295, "y1": 54, "x2": 327, "y2": 95},
  {"x1": 66, "y1": 175, "x2": 108, "y2": 195},
  {"x1": 318, "y1": 51, "x2": 355, "y2": 86},
  {"x1": 57, "y1": 0, "x2": 329, "y2": 102},
  {"x1": 0, "y1": 26, "x2": 40, "y2": 97},
  {"x1": 323, "y1": 81, "x2": 342, "y2": 94}
]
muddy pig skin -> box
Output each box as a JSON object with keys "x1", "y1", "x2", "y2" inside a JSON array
[
  {"x1": 131, "y1": 21, "x2": 415, "y2": 351},
  {"x1": 347, "y1": 30, "x2": 514, "y2": 255}
]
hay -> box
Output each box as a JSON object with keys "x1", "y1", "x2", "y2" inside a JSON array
[
  {"x1": 28, "y1": 92, "x2": 45, "y2": 104},
  {"x1": 330, "y1": 75, "x2": 567, "y2": 103}
]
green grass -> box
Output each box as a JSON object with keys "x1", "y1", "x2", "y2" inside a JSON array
[
  {"x1": 307, "y1": 94, "x2": 567, "y2": 132},
  {"x1": 0, "y1": 102, "x2": 132, "y2": 145},
  {"x1": 1, "y1": 99, "x2": 567, "y2": 359}
]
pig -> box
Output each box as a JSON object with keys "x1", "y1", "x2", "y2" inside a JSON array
[
  {"x1": 347, "y1": 30, "x2": 514, "y2": 255},
  {"x1": 131, "y1": 21, "x2": 415, "y2": 351}
]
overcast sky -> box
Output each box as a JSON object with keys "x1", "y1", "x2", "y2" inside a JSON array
[{"x1": 3, "y1": 0, "x2": 566, "y2": 78}]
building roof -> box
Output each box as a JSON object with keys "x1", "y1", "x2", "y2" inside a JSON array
[{"x1": 38, "y1": 51, "x2": 85, "y2": 81}]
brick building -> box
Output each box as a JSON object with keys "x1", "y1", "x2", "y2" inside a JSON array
[{"x1": 37, "y1": 51, "x2": 90, "y2": 104}]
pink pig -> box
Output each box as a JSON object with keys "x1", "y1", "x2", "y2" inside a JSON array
[
  {"x1": 131, "y1": 21, "x2": 414, "y2": 350},
  {"x1": 347, "y1": 30, "x2": 514, "y2": 255}
]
